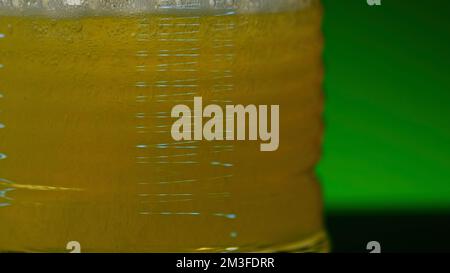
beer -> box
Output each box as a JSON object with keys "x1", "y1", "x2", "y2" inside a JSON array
[{"x1": 0, "y1": 0, "x2": 326, "y2": 252}]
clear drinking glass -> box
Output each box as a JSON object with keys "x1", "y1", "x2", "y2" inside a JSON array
[{"x1": 0, "y1": 0, "x2": 327, "y2": 252}]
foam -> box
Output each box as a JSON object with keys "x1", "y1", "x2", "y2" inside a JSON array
[{"x1": 0, "y1": 0, "x2": 314, "y2": 17}]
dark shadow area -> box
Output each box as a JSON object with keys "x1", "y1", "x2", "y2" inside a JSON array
[{"x1": 326, "y1": 211, "x2": 450, "y2": 253}]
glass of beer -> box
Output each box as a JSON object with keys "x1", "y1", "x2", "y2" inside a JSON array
[{"x1": 0, "y1": 0, "x2": 327, "y2": 252}]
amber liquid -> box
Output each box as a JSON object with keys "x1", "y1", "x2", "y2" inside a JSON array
[{"x1": 0, "y1": 3, "x2": 326, "y2": 252}]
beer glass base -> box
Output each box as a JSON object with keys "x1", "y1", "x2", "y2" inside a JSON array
[
  {"x1": 252, "y1": 231, "x2": 330, "y2": 253},
  {"x1": 1, "y1": 231, "x2": 330, "y2": 253}
]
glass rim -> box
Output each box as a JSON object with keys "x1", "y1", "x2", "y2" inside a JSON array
[{"x1": 0, "y1": 0, "x2": 315, "y2": 17}]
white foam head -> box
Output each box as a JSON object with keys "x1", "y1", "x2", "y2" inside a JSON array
[{"x1": 0, "y1": 0, "x2": 314, "y2": 16}]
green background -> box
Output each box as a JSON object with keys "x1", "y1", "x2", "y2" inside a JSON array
[{"x1": 319, "y1": 0, "x2": 450, "y2": 212}]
